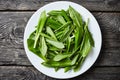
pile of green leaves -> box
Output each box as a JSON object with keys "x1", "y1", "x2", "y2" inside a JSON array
[{"x1": 27, "y1": 6, "x2": 94, "y2": 72}]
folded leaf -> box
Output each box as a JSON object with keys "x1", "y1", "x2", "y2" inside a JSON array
[
  {"x1": 46, "y1": 17, "x2": 62, "y2": 29},
  {"x1": 46, "y1": 39, "x2": 64, "y2": 49},
  {"x1": 39, "y1": 37, "x2": 47, "y2": 56},
  {"x1": 47, "y1": 10, "x2": 61, "y2": 16},
  {"x1": 46, "y1": 27, "x2": 57, "y2": 40},
  {"x1": 40, "y1": 33, "x2": 54, "y2": 40},
  {"x1": 61, "y1": 10, "x2": 71, "y2": 22},
  {"x1": 27, "y1": 39, "x2": 47, "y2": 61},
  {"x1": 53, "y1": 54, "x2": 71, "y2": 61},
  {"x1": 57, "y1": 15, "x2": 66, "y2": 24},
  {"x1": 34, "y1": 11, "x2": 47, "y2": 48},
  {"x1": 69, "y1": 6, "x2": 84, "y2": 48},
  {"x1": 42, "y1": 59, "x2": 72, "y2": 67}
]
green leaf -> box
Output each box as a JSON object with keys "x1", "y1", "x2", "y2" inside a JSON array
[
  {"x1": 57, "y1": 15, "x2": 66, "y2": 24},
  {"x1": 66, "y1": 37, "x2": 71, "y2": 52},
  {"x1": 64, "y1": 67, "x2": 72, "y2": 72},
  {"x1": 48, "y1": 10, "x2": 71, "y2": 22},
  {"x1": 49, "y1": 46, "x2": 59, "y2": 51},
  {"x1": 61, "y1": 10, "x2": 71, "y2": 22},
  {"x1": 69, "y1": 6, "x2": 83, "y2": 28},
  {"x1": 47, "y1": 10, "x2": 61, "y2": 16},
  {"x1": 53, "y1": 54, "x2": 71, "y2": 61},
  {"x1": 46, "y1": 17, "x2": 62, "y2": 29},
  {"x1": 46, "y1": 39, "x2": 65, "y2": 49},
  {"x1": 46, "y1": 51, "x2": 56, "y2": 59},
  {"x1": 39, "y1": 33, "x2": 53, "y2": 40},
  {"x1": 42, "y1": 59, "x2": 72, "y2": 67},
  {"x1": 73, "y1": 56, "x2": 84, "y2": 72},
  {"x1": 55, "y1": 31, "x2": 64, "y2": 37},
  {"x1": 39, "y1": 37, "x2": 47, "y2": 56},
  {"x1": 54, "y1": 21, "x2": 72, "y2": 32},
  {"x1": 60, "y1": 25, "x2": 75, "y2": 42},
  {"x1": 69, "y1": 6, "x2": 84, "y2": 48},
  {"x1": 34, "y1": 11, "x2": 47, "y2": 48},
  {"x1": 84, "y1": 19, "x2": 94, "y2": 47},
  {"x1": 46, "y1": 27, "x2": 57, "y2": 40},
  {"x1": 87, "y1": 30, "x2": 94, "y2": 47},
  {"x1": 27, "y1": 38, "x2": 47, "y2": 61},
  {"x1": 71, "y1": 54, "x2": 79, "y2": 65},
  {"x1": 29, "y1": 31, "x2": 35, "y2": 40},
  {"x1": 81, "y1": 32, "x2": 92, "y2": 57},
  {"x1": 55, "y1": 67, "x2": 60, "y2": 72},
  {"x1": 74, "y1": 27, "x2": 80, "y2": 49},
  {"x1": 80, "y1": 19, "x2": 93, "y2": 57}
]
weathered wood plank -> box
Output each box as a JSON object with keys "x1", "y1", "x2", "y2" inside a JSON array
[
  {"x1": 0, "y1": 12, "x2": 33, "y2": 66},
  {"x1": 45, "y1": 0, "x2": 120, "y2": 11},
  {"x1": 0, "y1": 66, "x2": 120, "y2": 80},
  {"x1": 0, "y1": 49, "x2": 31, "y2": 66},
  {"x1": 0, "y1": 66, "x2": 46, "y2": 80},
  {"x1": 0, "y1": 12, "x2": 33, "y2": 49},
  {"x1": 0, "y1": 0, "x2": 119, "y2": 11},
  {"x1": 0, "y1": 0, "x2": 45, "y2": 10},
  {"x1": 0, "y1": 12, "x2": 120, "y2": 66},
  {"x1": 93, "y1": 12, "x2": 120, "y2": 66}
]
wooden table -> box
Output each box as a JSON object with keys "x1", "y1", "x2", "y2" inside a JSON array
[{"x1": 0, "y1": 0, "x2": 120, "y2": 80}]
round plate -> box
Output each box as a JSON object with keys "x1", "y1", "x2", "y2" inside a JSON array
[{"x1": 24, "y1": 1, "x2": 102, "y2": 79}]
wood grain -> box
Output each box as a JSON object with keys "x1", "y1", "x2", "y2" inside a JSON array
[
  {"x1": 0, "y1": 66, "x2": 120, "y2": 80},
  {"x1": 0, "y1": 12, "x2": 120, "y2": 66},
  {"x1": 0, "y1": 0, "x2": 45, "y2": 10},
  {"x1": 45, "y1": 0, "x2": 120, "y2": 11},
  {"x1": 0, "y1": 0, "x2": 120, "y2": 79},
  {"x1": 0, "y1": 66, "x2": 46, "y2": 80},
  {"x1": 0, "y1": 0, "x2": 119, "y2": 11},
  {"x1": 0, "y1": 12, "x2": 33, "y2": 49},
  {"x1": 0, "y1": 49, "x2": 31, "y2": 66}
]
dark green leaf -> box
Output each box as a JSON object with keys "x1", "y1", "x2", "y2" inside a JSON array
[
  {"x1": 46, "y1": 17, "x2": 62, "y2": 29},
  {"x1": 61, "y1": 10, "x2": 71, "y2": 22},
  {"x1": 27, "y1": 39, "x2": 47, "y2": 61}
]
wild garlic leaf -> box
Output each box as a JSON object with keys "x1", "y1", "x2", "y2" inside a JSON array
[
  {"x1": 34, "y1": 11, "x2": 47, "y2": 48},
  {"x1": 46, "y1": 27, "x2": 57, "y2": 41},
  {"x1": 46, "y1": 39, "x2": 65, "y2": 49},
  {"x1": 39, "y1": 37, "x2": 47, "y2": 56}
]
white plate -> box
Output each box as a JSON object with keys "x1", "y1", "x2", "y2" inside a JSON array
[{"x1": 24, "y1": 1, "x2": 102, "y2": 79}]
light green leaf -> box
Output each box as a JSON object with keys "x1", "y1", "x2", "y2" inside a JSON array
[
  {"x1": 46, "y1": 39, "x2": 64, "y2": 49},
  {"x1": 39, "y1": 37, "x2": 47, "y2": 56},
  {"x1": 54, "y1": 21, "x2": 72, "y2": 32},
  {"x1": 34, "y1": 11, "x2": 47, "y2": 48},
  {"x1": 46, "y1": 27, "x2": 57, "y2": 40},
  {"x1": 53, "y1": 54, "x2": 71, "y2": 61},
  {"x1": 60, "y1": 25, "x2": 75, "y2": 42},
  {"x1": 57, "y1": 15, "x2": 66, "y2": 24}
]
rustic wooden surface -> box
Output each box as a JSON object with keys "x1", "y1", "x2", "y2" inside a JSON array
[{"x1": 0, "y1": 0, "x2": 120, "y2": 80}]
